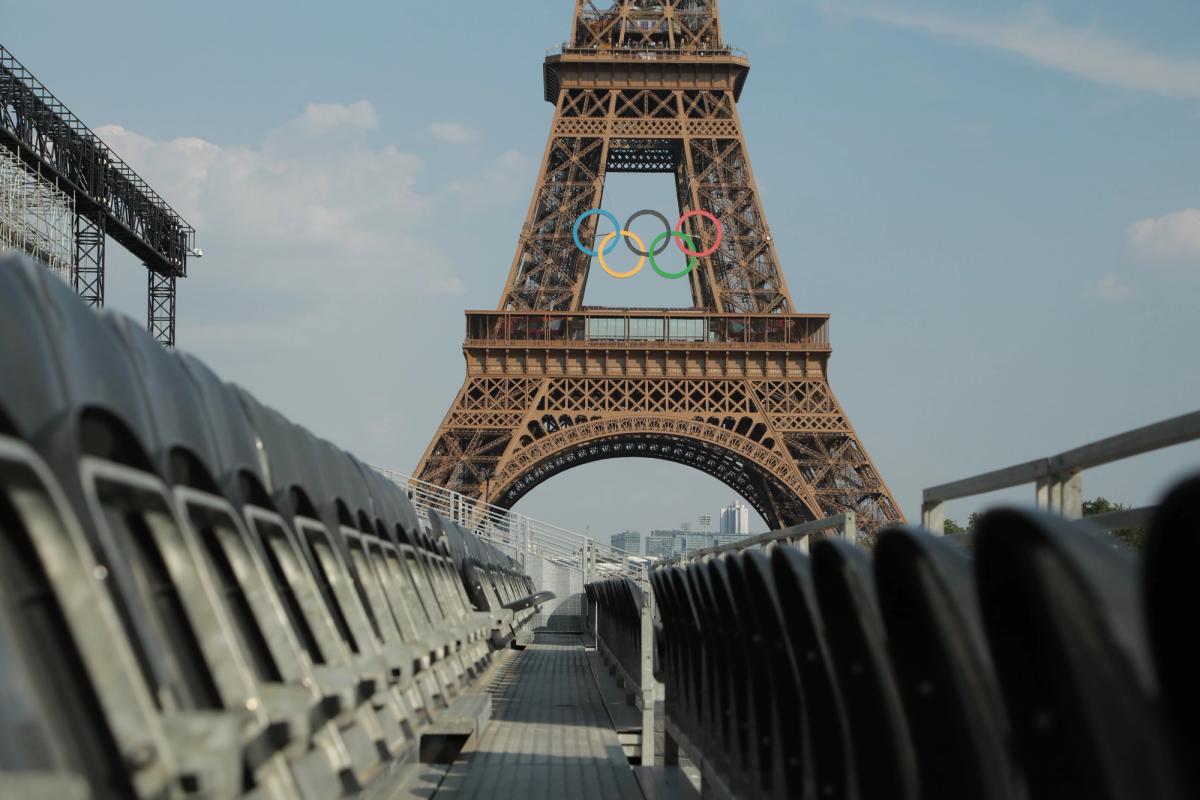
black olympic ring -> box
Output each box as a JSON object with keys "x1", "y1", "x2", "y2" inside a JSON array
[{"x1": 622, "y1": 209, "x2": 674, "y2": 258}]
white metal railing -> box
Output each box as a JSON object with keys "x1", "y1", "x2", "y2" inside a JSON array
[
  {"x1": 371, "y1": 466, "x2": 645, "y2": 581},
  {"x1": 0, "y1": 149, "x2": 74, "y2": 278},
  {"x1": 921, "y1": 410, "x2": 1200, "y2": 534}
]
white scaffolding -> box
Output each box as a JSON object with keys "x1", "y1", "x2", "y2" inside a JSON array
[{"x1": 0, "y1": 148, "x2": 75, "y2": 279}]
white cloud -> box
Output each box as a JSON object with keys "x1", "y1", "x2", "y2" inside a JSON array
[
  {"x1": 1095, "y1": 274, "x2": 1132, "y2": 301},
  {"x1": 824, "y1": 4, "x2": 1200, "y2": 101},
  {"x1": 1128, "y1": 209, "x2": 1200, "y2": 262},
  {"x1": 97, "y1": 121, "x2": 430, "y2": 259},
  {"x1": 295, "y1": 100, "x2": 379, "y2": 134},
  {"x1": 93, "y1": 104, "x2": 470, "y2": 364},
  {"x1": 429, "y1": 121, "x2": 480, "y2": 144},
  {"x1": 89, "y1": 103, "x2": 493, "y2": 466},
  {"x1": 442, "y1": 149, "x2": 534, "y2": 210}
]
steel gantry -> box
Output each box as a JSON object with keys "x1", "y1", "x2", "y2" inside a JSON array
[{"x1": 0, "y1": 43, "x2": 195, "y2": 346}]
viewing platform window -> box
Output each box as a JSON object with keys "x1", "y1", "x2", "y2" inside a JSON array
[
  {"x1": 629, "y1": 317, "x2": 665, "y2": 340},
  {"x1": 668, "y1": 318, "x2": 705, "y2": 342},
  {"x1": 588, "y1": 317, "x2": 627, "y2": 340},
  {"x1": 467, "y1": 312, "x2": 830, "y2": 348}
]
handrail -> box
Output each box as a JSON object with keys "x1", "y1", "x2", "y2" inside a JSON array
[
  {"x1": 921, "y1": 409, "x2": 1200, "y2": 532},
  {"x1": 372, "y1": 465, "x2": 645, "y2": 580},
  {"x1": 548, "y1": 44, "x2": 748, "y2": 60},
  {"x1": 676, "y1": 512, "x2": 856, "y2": 561}
]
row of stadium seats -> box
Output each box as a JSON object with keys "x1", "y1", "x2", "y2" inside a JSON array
[
  {"x1": 0, "y1": 255, "x2": 545, "y2": 798},
  {"x1": 588, "y1": 476, "x2": 1197, "y2": 799}
]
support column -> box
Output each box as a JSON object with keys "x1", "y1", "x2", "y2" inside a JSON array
[
  {"x1": 73, "y1": 209, "x2": 105, "y2": 307},
  {"x1": 922, "y1": 501, "x2": 945, "y2": 536},
  {"x1": 842, "y1": 511, "x2": 858, "y2": 545},
  {"x1": 519, "y1": 517, "x2": 530, "y2": 570},
  {"x1": 639, "y1": 574, "x2": 659, "y2": 766},
  {"x1": 1060, "y1": 472, "x2": 1084, "y2": 519},
  {"x1": 1036, "y1": 472, "x2": 1083, "y2": 518},
  {"x1": 148, "y1": 270, "x2": 176, "y2": 347},
  {"x1": 581, "y1": 539, "x2": 590, "y2": 635}
]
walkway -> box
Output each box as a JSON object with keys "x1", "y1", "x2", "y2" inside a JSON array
[{"x1": 433, "y1": 634, "x2": 644, "y2": 799}]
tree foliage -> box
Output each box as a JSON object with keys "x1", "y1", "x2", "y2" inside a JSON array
[
  {"x1": 944, "y1": 504, "x2": 1142, "y2": 551},
  {"x1": 1083, "y1": 496, "x2": 1145, "y2": 551},
  {"x1": 943, "y1": 512, "x2": 985, "y2": 535}
]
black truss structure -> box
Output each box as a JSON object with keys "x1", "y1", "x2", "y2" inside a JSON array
[
  {"x1": 73, "y1": 209, "x2": 105, "y2": 307},
  {"x1": 0, "y1": 43, "x2": 195, "y2": 345},
  {"x1": 147, "y1": 272, "x2": 177, "y2": 347}
]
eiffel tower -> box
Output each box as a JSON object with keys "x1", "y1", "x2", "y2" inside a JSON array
[{"x1": 416, "y1": 0, "x2": 903, "y2": 533}]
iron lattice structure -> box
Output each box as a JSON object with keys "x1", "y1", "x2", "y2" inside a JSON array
[
  {"x1": 416, "y1": 0, "x2": 903, "y2": 533},
  {"x1": 0, "y1": 43, "x2": 194, "y2": 345}
]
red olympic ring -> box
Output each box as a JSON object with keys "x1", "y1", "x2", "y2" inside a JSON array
[{"x1": 674, "y1": 210, "x2": 723, "y2": 258}]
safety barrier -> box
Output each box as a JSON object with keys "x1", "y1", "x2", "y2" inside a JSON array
[
  {"x1": 589, "y1": 474, "x2": 1198, "y2": 798},
  {"x1": 0, "y1": 253, "x2": 548, "y2": 798},
  {"x1": 372, "y1": 464, "x2": 644, "y2": 582},
  {"x1": 681, "y1": 511, "x2": 858, "y2": 560},
  {"x1": 921, "y1": 410, "x2": 1200, "y2": 532}
]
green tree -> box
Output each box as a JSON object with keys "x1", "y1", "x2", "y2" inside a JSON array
[
  {"x1": 1083, "y1": 497, "x2": 1145, "y2": 551},
  {"x1": 944, "y1": 513, "x2": 984, "y2": 535}
]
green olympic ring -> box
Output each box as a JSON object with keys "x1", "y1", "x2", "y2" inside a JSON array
[{"x1": 650, "y1": 231, "x2": 699, "y2": 279}]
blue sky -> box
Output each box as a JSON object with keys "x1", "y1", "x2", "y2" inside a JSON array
[{"x1": 5, "y1": 0, "x2": 1199, "y2": 535}]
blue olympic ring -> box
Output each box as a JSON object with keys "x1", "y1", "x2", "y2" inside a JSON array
[{"x1": 572, "y1": 209, "x2": 621, "y2": 257}]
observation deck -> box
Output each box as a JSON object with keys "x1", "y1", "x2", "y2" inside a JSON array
[
  {"x1": 463, "y1": 309, "x2": 832, "y2": 380},
  {"x1": 544, "y1": 44, "x2": 750, "y2": 102}
]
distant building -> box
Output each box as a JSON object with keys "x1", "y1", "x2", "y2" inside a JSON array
[
  {"x1": 720, "y1": 500, "x2": 750, "y2": 535},
  {"x1": 645, "y1": 529, "x2": 752, "y2": 560},
  {"x1": 644, "y1": 531, "x2": 677, "y2": 560},
  {"x1": 611, "y1": 530, "x2": 641, "y2": 555}
]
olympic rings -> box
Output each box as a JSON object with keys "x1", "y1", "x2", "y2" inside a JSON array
[
  {"x1": 649, "y1": 231, "x2": 699, "y2": 279},
  {"x1": 573, "y1": 208, "x2": 723, "y2": 278},
  {"x1": 572, "y1": 209, "x2": 620, "y2": 257},
  {"x1": 596, "y1": 231, "x2": 648, "y2": 278},
  {"x1": 674, "y1": 209, "x2": 722, "y2": 258},
  {"x1": 623, "y1": 209, "x2": 673, "y2": 257}
]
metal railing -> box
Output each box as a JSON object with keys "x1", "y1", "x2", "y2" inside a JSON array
[
  {"x1": 371, "y1": 466, "x2": 645, "y2": 581},
  {"x1": 548, "y1": 44, "x2": 748, "y2": 60},
  {"x1": 0, "y1": 148, "x2": 74, "y2": 276},
  {"x1": 921, "y1": 409, "x2": 1200, "y2": 533},
  {"x1": 677, "y1": 512, "x2": 857, "y2": 561}
]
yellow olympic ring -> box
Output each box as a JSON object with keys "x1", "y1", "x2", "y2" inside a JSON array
[{"x1": 596, "y1": 231, "x2": 647, "y2": 278}]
